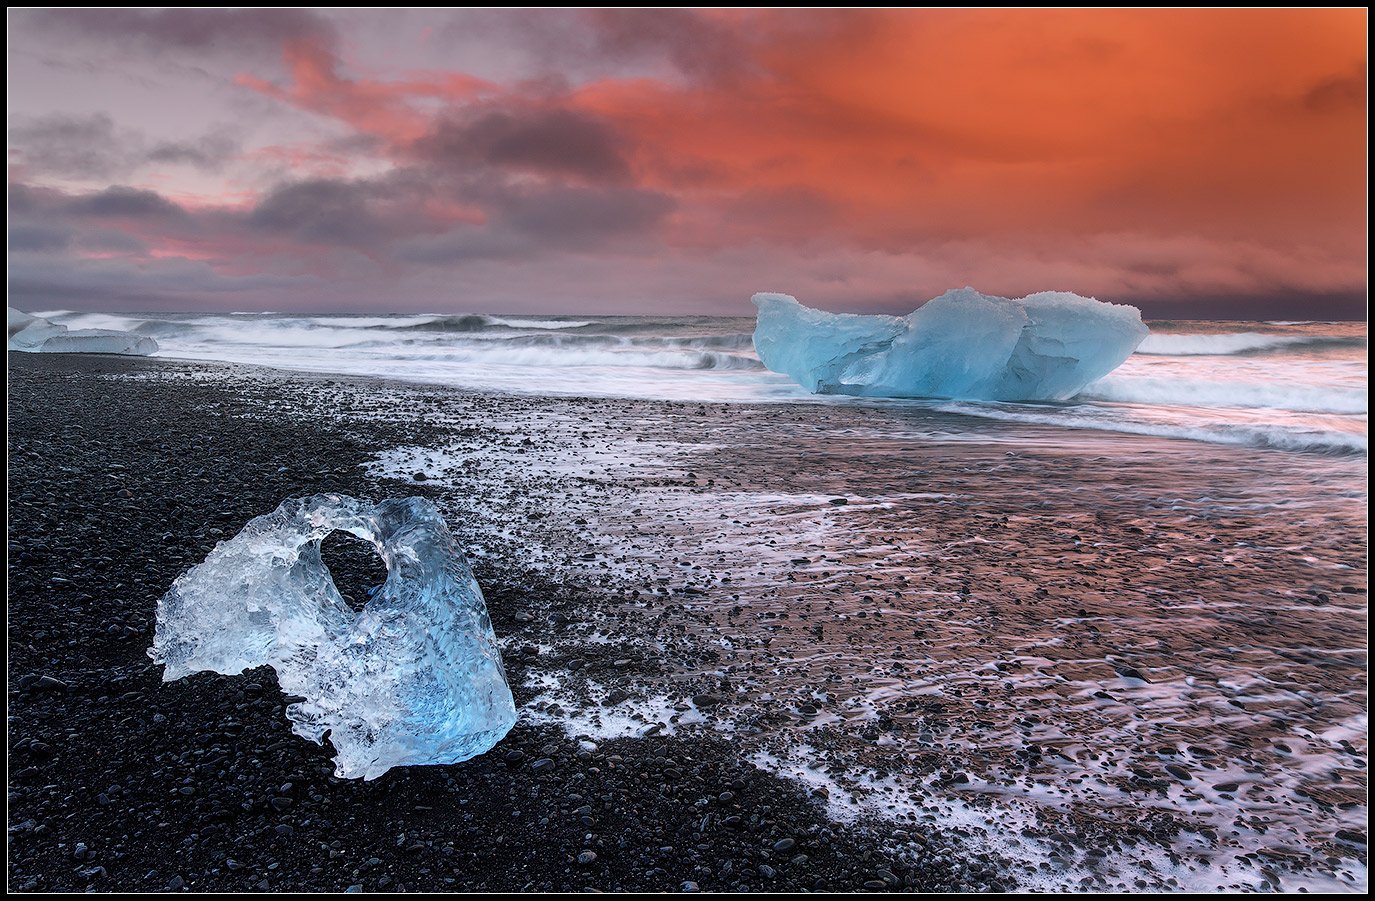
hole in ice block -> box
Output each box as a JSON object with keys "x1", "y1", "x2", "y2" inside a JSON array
[{"x1": 320, "y1": 531, "x2": 388, "y2": 613}]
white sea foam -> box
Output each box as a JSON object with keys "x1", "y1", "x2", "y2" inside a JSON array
[
  {"x1": 1084, "y1": 375, "x2": 1368, "y2": 414},
  {"x1": 1138, "y1": 332, "x2": 1364, "y2": 355},
  {"x1": 487, "y1": 316, "x2": 593, "y2": 330},
  {"x1": 935, "y1": 401, "x2": 1367, "y2": 455},
  {"x1": 31, "y1": 309, "x2": 1368, "y2": 456}
]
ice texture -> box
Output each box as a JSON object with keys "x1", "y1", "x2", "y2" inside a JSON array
[
  {"x1": 148, "y1": 494, "x2": 516, "y2": 780},
  {"x1": 7, "y1": 306, "x2": 158, "y2": 355},
  {"x1": 753, "y1": 289, "x2": 1149, "y2": 401}
]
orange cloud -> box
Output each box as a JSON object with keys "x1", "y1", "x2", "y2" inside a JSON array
[
  {"x1": 572, "y1": 8, "x2": 1366, "y2": 253},
  {"x1": 237, "y1": 37, "x2": 493, "y2": 145}
]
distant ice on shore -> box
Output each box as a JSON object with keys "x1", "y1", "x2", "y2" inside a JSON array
[
  {"x1": 7, "y1": 306, "x2": 157, "y2": 355},
  {"x1": 752, "y1": 289, "x2": 1148, "y2": 401}
]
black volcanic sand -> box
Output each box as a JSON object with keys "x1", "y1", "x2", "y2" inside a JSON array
[{"x1": 7, "y1": 353, "x2": 1008, "y2": 893}]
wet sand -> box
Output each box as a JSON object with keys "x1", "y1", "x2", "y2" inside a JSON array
[{"x1": 7, "y1": 352, "x2": 1367, "y2": 892}]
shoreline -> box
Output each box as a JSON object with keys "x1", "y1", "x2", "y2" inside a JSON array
[
  {"x1": 15, "y1": 308, "x2": 1369, "y2": 458},
  {"x1": 8, "y1": 352, "x2": 1367, "y2": 892}
]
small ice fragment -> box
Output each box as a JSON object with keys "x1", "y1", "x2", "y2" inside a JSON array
[
  {"x1": 148, "y1": 494, "x2": 517, "y2": 780},
  {"x1": 752, "y1": 289, "x2": 1148, "y2": 401}
]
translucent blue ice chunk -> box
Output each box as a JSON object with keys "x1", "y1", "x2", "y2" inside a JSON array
[
  {"x1": 7, "y1": 306, "x2": 158, "y2": 355},
  {"x1": 753, "y1": 289, "x2": 1149, "y2": 401},
  {"x1": 149, "y1": 494, "x2": 516, "y2": 780}
]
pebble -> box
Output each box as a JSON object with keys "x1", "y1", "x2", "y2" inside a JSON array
[{"x1": 577, "y1": 850, "x2": 597, "y2": 865}]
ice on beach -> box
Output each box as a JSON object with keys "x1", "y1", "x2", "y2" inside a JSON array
[
  {"x1": 148, "y1": 494, "x2": 516, "y2": 780},
  {"x1": 752, "y1": 289, "x2": 1148, "y2": 401},
  {"x1": 7, "y1": 306, "x2": 158, "y2": 356}
]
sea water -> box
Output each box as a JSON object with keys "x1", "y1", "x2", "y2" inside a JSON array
[{"x1": 36, "y1": 309, "x2": 1367, "y2": 455}]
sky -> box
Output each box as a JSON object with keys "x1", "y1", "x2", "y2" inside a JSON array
[{"x1": 5, "y1": 8, "x2": 1368, "y2": 318}]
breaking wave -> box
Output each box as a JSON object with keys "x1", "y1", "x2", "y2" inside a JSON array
[
  {"x1": 1083, "y1": 376, "x2": 1368, "y2": 415},
  {"x1": 1137, "y1": 332, "x2": 1366, "y2": 356},
  {"x1": 26, "y1": 309, "x2": 1366, "y2": 456}
]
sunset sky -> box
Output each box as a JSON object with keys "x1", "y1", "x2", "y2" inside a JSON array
[{"x1": 6, "y1": 8, "x2": 1367, "y2": 317}]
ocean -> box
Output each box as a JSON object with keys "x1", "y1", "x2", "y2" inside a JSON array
[{"x1": 34, "y1": 310, "x2": 1368, "y2": 456}]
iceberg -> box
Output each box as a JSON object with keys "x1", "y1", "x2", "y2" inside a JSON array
[
  {"x1": 8, "y1": 306, "x2": 157, "y2": 355},
  {"x1": 149, "y1": 495, "x2": 517, "y2": 780},
  {"x1": 753, "y1": 289, "x2": 1149, "y2": 402}
]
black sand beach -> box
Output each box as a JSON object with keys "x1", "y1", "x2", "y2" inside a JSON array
[
  {"x1": 8, "y1": 353, "x2": 1367, "y2": 892},
  {"x1": 7, "y1": 354, "x2": 1006, "y2": 892}
]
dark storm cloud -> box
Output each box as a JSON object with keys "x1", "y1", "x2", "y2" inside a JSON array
[
  {"x1": 498, "y1": 186, "x2": 676, "y2": 246},
  {"x1": 7, "y1": 254, "x2": 313, "y2": 309},
  {"x1": 146, "y1": 131, "x2": 240, "y2": 172},
  {"x1": 582, "y1": 8, "x2": 750, "y2": 81},
  {"x1": 76, "y1": 229, "x2": 151, "y2": 256},
  {"x1": 243, "y1": 151, "x2": 673, "y2": 254},
  {"x1": 1303, "y1": 66, "x2": 1367, "y2": 113},
  {"x1": 19, "y1": 8, "x2": 336, "y2": 57},
  {"x1": 7, "y1": 183, "x2": 41, "y2": 214},
  {"x1": 10, "y1": 182, "x2": 188, "y2": 234},
  {"x1": 453, "y1": 8, "x2": 750, "y2": 82},
  {"x1": 393, "y1": 228, "x2": 533, "y2": 264},
  {"x1": 390, "y1": 184, "x2": 675, "y2": 264},
  {"x1": 417, "y1": 107, "x2": 632, "y2": 184},
  {"x1": 8, "y1": 225, "x2": 72, "y2": 253},
  {"x1": 7, "y1": 114, "x2": 124, "y2": 179},
  {"x1": 8, "y1": 114, "x2": 241, "y2": 180},
  {"x1": 248, "y1": 179, "x2": 388, "y2": 245},
  {"x1": 65, "y1": 186, "x2": 187, "y2": 220}
]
